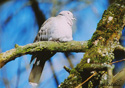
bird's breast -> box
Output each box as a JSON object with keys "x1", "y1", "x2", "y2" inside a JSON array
[{"x1": 48, "y1": 18, "x2": 73, "y2": 41}]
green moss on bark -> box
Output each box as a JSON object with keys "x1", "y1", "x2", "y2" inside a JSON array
[{"x1": 59, "y1": 0, "x2": 125, "y2": 87}]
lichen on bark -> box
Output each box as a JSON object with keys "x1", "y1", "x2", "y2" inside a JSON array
[
  {"x1": 0, "y1": 41, "x2": 88, "y2": 68},
  {"x1": 59, "y1": 0, "x2": 125, "y2": 88}
]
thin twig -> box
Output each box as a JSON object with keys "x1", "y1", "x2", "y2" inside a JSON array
[
  {"x1": 109, "y1": 58, "x2": 125, "y2": 65},
  {"x1": 64, "y1": 66, "x2": 71, "y2": 73},
  {"x1": 75, "y1": 72, "x2": 97, "y2": 88}
]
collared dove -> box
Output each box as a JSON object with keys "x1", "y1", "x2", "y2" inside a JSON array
[{"x1": 29, "y1": 11, "x2": 75, "y2": 85}]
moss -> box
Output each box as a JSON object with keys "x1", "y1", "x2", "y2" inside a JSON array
[
  {"x1": 60, "y1": 1, "x2": 124, "y2": 87},
  {"x1": 59, "y1": 69, "x2": 82, "y2": 88},
  {"x1": 87, "y1": 39, "x2": 93, "y2": 48},
  {"x1": 14, "y1": 44, "x2": 19, "y2": 48},
  {"x1": 85, "y1": 0, "x2": 124, "y2": 64},
  {"x1": 88, "y1": 81, "x2": 93, "y2": 88},
  {"x1": 16, "y1": 47, "x2": 24, "y2": 54}
]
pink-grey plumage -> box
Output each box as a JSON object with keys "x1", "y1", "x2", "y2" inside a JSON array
[{"x1": 29, "y1": 11, "x2": 75, "y2": 85}]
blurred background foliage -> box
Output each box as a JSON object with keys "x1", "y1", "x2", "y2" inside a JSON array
[{"x1": 0, "y1": 0, "x2": 124, "y2": 88}]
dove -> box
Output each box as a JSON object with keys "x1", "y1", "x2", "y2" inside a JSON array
[{"x1": 29, "y1": 11, "x2": 75, "y2": 85}]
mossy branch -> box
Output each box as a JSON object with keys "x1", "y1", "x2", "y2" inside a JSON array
[
  {"x1": 115, "y1": 45, "x2": 125, "y2": 54},
  {"x1": 0, "y1": 0, "x2": 124, "y2": 87},
  {"x1": 0, "y1": 41, "x2": 88, "y2": 68},
  {"x1": 114, "y1": 45, "x2": 125, "y2": 58},
  {"x1": 113, "y1": 67, "x2": 125, "y2": 86},
  {"x1": 59, "y1": 0, "x2": 125, "y2": 87}
]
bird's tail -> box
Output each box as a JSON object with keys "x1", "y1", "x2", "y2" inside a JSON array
[{"x1": 29, "y1": 55, "x2": 45, "y2": 84}]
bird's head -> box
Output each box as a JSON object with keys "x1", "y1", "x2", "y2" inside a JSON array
[
  {"x1": 58, "y1": 11, "x2": 75, "y2": 26},
  {"x1": 59, "y1": 11, "x2": 75, "y2": 20}
]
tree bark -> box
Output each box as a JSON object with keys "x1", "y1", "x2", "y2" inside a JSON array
[
  {"x1": 59, "y1": 0, "x2": 125, "y2": 87},
  {"x1": 0, "y1": 41, "x2": 88, "y2": 68},
  {"x1": 0, "y1": 0, "x2": 124, "y2": 87}
]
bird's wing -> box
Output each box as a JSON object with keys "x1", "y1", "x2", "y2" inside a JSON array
[
  {"x1": 34, "y1": 17, "x2": 55, "y2": 42},
  {"x1": 30, "y1": 17, "x2": 55, "y2": 63},
  {"x1": 29, "y1": 17, "x2": 56, "y2": 84}
]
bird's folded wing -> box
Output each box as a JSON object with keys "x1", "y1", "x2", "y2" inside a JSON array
[{"x1": 34, "y1": 17, "x2": 55, "y2": 42}]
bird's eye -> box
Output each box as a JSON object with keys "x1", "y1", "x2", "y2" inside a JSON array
[{"x1": 67, "y1": 12, "x2": 69, "y2": 14}]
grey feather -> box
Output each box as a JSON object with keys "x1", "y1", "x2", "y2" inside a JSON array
[{"x1": 29, "y1": 11, "x2": 75, "y2": 84}]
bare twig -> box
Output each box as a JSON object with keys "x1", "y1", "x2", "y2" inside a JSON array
[
  {"x1": 75, "y1": 72, "x2": 97, "y2": 88},
  {"x1": 109, "y1": 58, "x2": 125, "y2": 64},
  {"x1": 64, "y1": 66, "x2": 71, "y2": 73}
]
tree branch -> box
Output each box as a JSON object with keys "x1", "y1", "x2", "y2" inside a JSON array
[
  {"x1": 59, "y1": 0, "x2": 125, "y2": 87},
  {"x1": 30, "y1": 0, "x2": 46, "y2": 29},
  {"x1": 114, "y1": 45, "x2": 125, "y2": 59},
  {"x1": 113, "y1": 67, "x2": 125, "y2": 86},
  {"x1": 0, "y1": 41, "x2": 88, "y2": 68}
]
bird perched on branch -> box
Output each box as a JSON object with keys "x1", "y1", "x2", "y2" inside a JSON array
[{"x1": 29, "y1": 11, "x2": 75, "y2": 85}]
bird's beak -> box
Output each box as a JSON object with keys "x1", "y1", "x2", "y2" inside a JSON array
[{"x1": 72, "y1": 17, "x2": 76, "y2": 20}]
